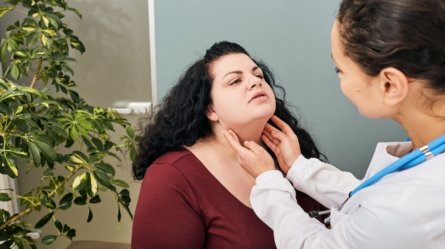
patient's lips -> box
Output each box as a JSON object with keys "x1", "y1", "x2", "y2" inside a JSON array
[{"x1": 249, "y1": 91, "x2": 268, "y2": 103}]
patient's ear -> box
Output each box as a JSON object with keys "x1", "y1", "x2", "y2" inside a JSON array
[
  {"x1": 206, "y1": 105, "x2": 219, "y2": 122},
  {"x1": 379, "y1": 67, "x2": 409, "y2": 106}
]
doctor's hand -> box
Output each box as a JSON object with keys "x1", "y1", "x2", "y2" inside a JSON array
[
  {"x1": 262, "y1": 115, "x2": 301, "y2": 174},
  {"x1": 223, "y1": 130, "x2": 275, "y2": 178}
]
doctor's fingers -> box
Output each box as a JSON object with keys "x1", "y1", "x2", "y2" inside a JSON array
[
  {"x1": 264, "y1": 123, "x2": 298, "y2": 145},
  {"x1": 262, "y1": 128, "x2": 280, "y2": 146},
  {"x1": 270, "y1": 115, "x2": 296, "y2": 136},
  {"x1": 261, "y1": 133, "x2": 279, "y2": 153}
]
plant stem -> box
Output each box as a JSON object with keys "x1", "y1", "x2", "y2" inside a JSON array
[
  {"x1": 0, "y1": 207, "x2": 33, "y2": 230},
  {"x1": 0, "y1": 167, "x2": 78, "y2": 231},
  {"x1": 30, "y1": 59, "x2": 43, "y2": 88}
]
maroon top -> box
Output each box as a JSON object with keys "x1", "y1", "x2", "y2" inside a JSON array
[{"x1": 131, "y1": 149, "x2": 322, "y2": 249}]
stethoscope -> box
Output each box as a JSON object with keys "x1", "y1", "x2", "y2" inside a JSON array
[{"x1": 308, "y1": 134, "x2": 445, "y2": 220}]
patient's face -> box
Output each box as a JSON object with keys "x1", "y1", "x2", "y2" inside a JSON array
[{"x1": 206, "y1": 53, "x2": 276, "y2": 129}]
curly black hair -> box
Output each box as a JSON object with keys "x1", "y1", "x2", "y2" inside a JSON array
[{"x1": 132, "y1": 41, "x2": 325, "y2": 180}]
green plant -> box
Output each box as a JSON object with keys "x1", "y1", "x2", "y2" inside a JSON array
[{"x1": 0, "y1": 0, "x2": 136, "y2": 248}]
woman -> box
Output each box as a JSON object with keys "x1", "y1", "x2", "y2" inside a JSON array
[
  {"x1": 131, "y1": 41, "x2": 325, "y2": 249},
  {"x1": 225, "y1": 0, "x2": 445, "y2": 248}
]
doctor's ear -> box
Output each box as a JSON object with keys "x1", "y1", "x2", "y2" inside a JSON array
[
  {"x1": 378, "y1": 67, "x2": 409, "y2": 106},
  {"x1": 206, "y1": 105, "x2": 219, "y2": 122}
]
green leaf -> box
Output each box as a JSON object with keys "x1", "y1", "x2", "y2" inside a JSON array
[
  {"x1": 26, "y1": 31, "x2": 39, "y2": 46},
  {"x1": 117, "y1": 205, "x2": 121, "y2": 222},
  {"x1": 130, "y1": 147, "x2": 137, "y2": 161},
  {"x1": 67, "y1": 6, "x2": 82, "y2": 18},
  {"x1": 8, "y1": 148, "x2": 28, "y2": 157},
  {"x1": 0, "y1": 240, "x2": 14, "y2": 248},
  {"x1": 43, "y1": 198, "x2": 56, "y2": 209},
  {"x1": 89, "y1": 174, "x2": 98, "y2": 196},
  {"x1": 20, "y1": 86, "x2": 42, "y2": 96},
  {"x1": 4, "y1": 158, "x2": 18, "y2": 177},
  {"x1": 112, "y1": 179, "x2": 129, "y2": 188},
  {"x1": 89, "y1": 194, "x2": 101, "y2": 204},
  {"x1": 121, "y1": 202, "x2": 134, "y2": 220},
  {"x1": 119, "y1": 189, "x2": 131, "y2": 205},
  {"x1": 87, "y1": 207, "x2": 93, "y2": 222},
  {"x1": 73, "y1": 196, "x2": 87, "y2": 205},
  {"x1": 91, "y1": 137, "x2": 103, "y2": 150},
  {"x1": 0, "y1": 91, "x2": 24, "y2": 102},
  {"x1": 10, "y1": 63, "x2": 20, "y2": 80},
  {"x1": 35, "y1": 211, "x2": 54, "y2": 229},
  {"x1": 41, "y1": 235, "x2": 57, "y2": 245},
  {"x1": 93, "y1": 171, "x2": 116, "y2": 192},
  {"x1": 126, "y1": 125, "x2": 134, "y2": 138},
  {"x1": 72, "y1": 173, "x2": 86, "y2": 191},
  {"x1": 58, "y1": 193, "x2": 73, "y2": 210},
  {"x1": 33, "y1": 140, "x2": 57, "y2": 163},
  {"x1": 0, "y1": 193, "x2": 11, "y2": 202},
  {"x1": 42, "y1": 15, "x2": 50, "y2": 27},
  {"x1": 22, "y1": 26, "x2": 36, "y2": 32},
  {"x1": 14, "y1": 51, "x2": 26, "y2": 57},
  {"x1": 55, "y1": 220, "x2": 63, "y2": 232},
  {"x1": 66, "y1": 228, "x2": 76, "y2": 240},
  {"x1": 28, "y1": 141, "x2": 41, "y2": 167},
  {"x1": 41, "y1": 34, "x2": 50, "y2": 47},
  {"x1": 0, "y1": 6, "x2": 14, "y2": 17},
  {"x1": 79, "y1": 120, "x2": 93, "y2": 131},
  {"x1": 94, "y1": 162, "x2": 115, "y2": 175},
  {"x1": 70, "y1": 154, "x2": 86, "y2": 165},
  {"x1": 69, "y1": 126, "x2": 79, "y2": 141}
]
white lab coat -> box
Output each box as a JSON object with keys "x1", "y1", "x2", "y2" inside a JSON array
[{"x1": 251, "y1": 141, "x2": 445, "y2": 249}]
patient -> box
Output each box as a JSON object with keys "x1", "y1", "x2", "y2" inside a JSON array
[{"x1": 131, "y1": 41, "x2": 325, "y2": 249}]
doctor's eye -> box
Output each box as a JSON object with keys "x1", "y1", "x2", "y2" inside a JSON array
[
  {"x1": 334, "y1": 67, "x2": 340, "y2": 74},
  {"x1": 334, "y1": 67, "x2": 342, "y2": 77},
  {"x1": 256, "y1": 74, "x2": 264, "y2": 79}
]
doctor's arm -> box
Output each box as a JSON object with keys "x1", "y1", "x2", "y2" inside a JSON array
[
  {"x1": 251, "y1": 172, "x2": 422, "y2": 249},
  {"x1": 246, "y1": 115, "x2": 359, "y2": 207}
]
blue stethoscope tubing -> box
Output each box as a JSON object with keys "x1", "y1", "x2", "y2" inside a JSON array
[
  {"x1": 349, "y1": 134, "x2": 445, "y2": 197},
  {"x1": 309, "y1": 134, "x2": 445, "y2": 219}
]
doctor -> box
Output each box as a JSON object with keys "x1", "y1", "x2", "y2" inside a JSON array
[{"x1": 224, "y1": 0, "x2": 445, "y2": 248}]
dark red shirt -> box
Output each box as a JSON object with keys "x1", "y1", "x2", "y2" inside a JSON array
[{"x1": 131, "y1": 149, "x2": 322, "y2": 249}]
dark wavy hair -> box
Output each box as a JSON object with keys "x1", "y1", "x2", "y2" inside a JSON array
[
  {"x1": 338, "y1": 0, "x2": 445, "y2": 93},
  {"x1": 133, "y1": 41, "x2": 324, "y2": 180}
]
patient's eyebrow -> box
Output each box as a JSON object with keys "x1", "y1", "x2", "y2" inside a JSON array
[
  {"x1": 252, "y1": 66, "x2": 261, "y2": 73},
  {"x1": 223, "y1": 66, "x2": 261, "y2": 79},
  {"x1": 222, "y1": 70, "x2": 242, "y2": 80}
]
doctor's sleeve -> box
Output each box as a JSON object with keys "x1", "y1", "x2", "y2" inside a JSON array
[
  {"x1": 250, "y1": 171, "x2": 423, "y2": 249},
  {"x1": 286, "y1": 156, "x2": 361, "y2": 208}
]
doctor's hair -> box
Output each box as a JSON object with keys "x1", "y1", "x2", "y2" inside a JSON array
[
  {"x1": 337, "y1": 0, "x2": 445, "y2": 93},
  {"x1": 132, "y1": 41, "x2": 324, "y2": 180}
]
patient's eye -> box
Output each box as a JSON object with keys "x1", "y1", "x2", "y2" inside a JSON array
[{"x1": 229, "y1": 78, "x2": 241, "y2": 85}]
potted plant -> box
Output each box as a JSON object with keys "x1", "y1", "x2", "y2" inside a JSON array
[{"x1": 0, "y1": 0, "x2": 136, "y2": 247}]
